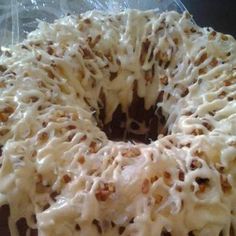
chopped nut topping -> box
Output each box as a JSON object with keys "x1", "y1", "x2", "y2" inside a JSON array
[
  {"x1": 67, "y1": 133, "x2": 75, "y2": 142},
  {"x1": 32, "y1": 150, "x2": 37, "y2": 157},
  {"x1": 202, "y1": 121, "x2": 213, "y2": 131},
  {"x1": 181, "y1": 88, "x2": 189, "y2": 97},
  {"x1": 179, "y1": 142, "x2": 191, "y2": 148},
  {"x1": 155, "y1": 50, "x2": 169, "y2": 65},
  {"x1": 227, "y1": 96, "x2": 234, "y2": 101},
  {"x1": 160, "y1": 75, "x2": 168, "y2": 85},
  {"x1": 150, "y1": 175, "x2": 158, "y2": 183},
  {"x1": 78, "y1": 155, "x2": 85, "y2": 164},
  {"x1": 89, "y1": 141, "x2": 97, "y2": 153},
  {"x1": 0, "y1": 65, "x2": 7, "y2": 72},
  {"x1": 210, "y1": 58, "x2": 218, "y2": 67},
  {"x1": 163, "y1": 171, "x2": 171, "y2": 179},
  {"x1": 198, "y1": 183, "x2": 206, "y2": 193},
  {"x1": 193, "y1": 149, "x2": 205, "y2": 158},
  {"x1": 36, "y1": 173, "x2": 43, "y2": 183},
  {"x1": 42, "y1": 121, "x2": 47, "y2": 127},
  {"x1": 0, "y1": 106, "x2": 14, "y2": 122},
  {"x1": 84, "y1": 18, "x2": 91, "y2": 24},
  {"x1": 47, "y1": 40, "x2": 53, "y2": 45},
  {"x1": 157, "y1": 90, "x2": 164, "y2": 102},
  {"x1": 94, "y1": 34, "x2": 101, "y2": 45},
  {"x1": 29, "y1": 96, "x2": 39, "y2": 103},
  {"x1": 223, "y1": 76, "x2": 236, "y2": 86},
  {"x1": 81, "y1": 47, "x2": 93, "y2": 59},
  {"x1": 173, "y1": 38, "x2": 179, "y2": 45},
  {"x1": 70, "y1": 113, "x2": 78, "y2": 121},
  {"x1": 121, "y1": 148, "x2": 141, "y2": 158},
  {"x1": 4, "y1": 51, "x2": 12, "y2": 57},
  {"x1": 215, "y1": 163, "x2": 225, "y2": 173},
  {"x1": 140, "y1": 38, "x2": 151, "y2": 65},
  {"x1": 46, "y1": 68, "x2": 55, "y2": 79},
  {"x1": 194, "y1": 53, "x2": 208, "y2": 66},
  {"x1": 88, "y1": 34, "x2": 102, "y2": 48},
  {"x1": 50, "y1": 191, "x2": 60, "y2": 201},
  {"x1": 163, "y1": 171, "x2": 172, "y2": 186},
  {"x1": 224, "y1": 80, "x2": 231, "y2": 86},
  {"x1": 62, "y1": 174, "x2": 72, "y2": 183},
  {"x1": 208, "y1": 31, "x2": 217, "y2": 40},
  {"x1": 0, "y1": 112, "x2": 9, "y2": 122},
  {"x1": 175, "y1": 185, "x2": 182, "y2": 192},
  {"x1": 67, "y1": 125, "x2": 77, "y2": 130},
  {"x1": 190, "y1": 159, "x2": 202, "y2": 170},
  {"x1": 155, "y1": 194, "x2": 163, "y2": 204},
  {"x1": 0, "y1": 81, "x2": 6, "y2": 88},
  {"x1": 0, "y1": 128, "x2": 10, "y2": 136},
  {"x1": 144, "y1": 69, "x2": 154, "y2": 82},
  {"x1": 3, "y1": 107, "x2": 14, "y2": 114},
  {"x1": 190, "y1": 184, "x2": 194, "y2": 192},
  {"x1": 227, "y1": 140, "x2": 236, "y2": 147},
  {"x1": 37, "y1": 132, "x2": 49, "y2": 143},
  {"x1": 220, "y1": 175, "x2": 232, "y2": 193},
  {"x1": 116, "y1": 58, "x2": 121, "y2": 65},
  {"x1": 89, "y1": 141, "x2": 101, "y2": 153},
  {"x1": 36, "y1": 54, "x2": 42, "y2": 61},
  {"x1": 95, "y1": 182, "x2": 115, "y2": 201},
  {"x1": 192, "y1": 128, "x2": 204, "y2": 135},
  {"x1": 141, "y1": 178, "x2": 150, "y2": 194},
  {"x1": 105, "y1": 51, "x2": 113, "y2": 62},
  {"x1": 199, "y1": 68, "x2": 206, "y2": 75},
  {"x1": 178, "y1": 170, "x2": 185, "y2": 181},
  {"x1": 46, "y1": 46, "x2": 54, "y2": 55},
  {"x1": 80, "y1": 135, "x2": 87, "y2": 142}
]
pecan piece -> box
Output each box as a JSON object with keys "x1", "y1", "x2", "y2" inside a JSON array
[
  {"x1": 220, "y1": 175, "x2": 232, "y2": 193},
  {"x1": 37, "y1": 132, "x2": 49, "y2": 143},
  {"x1": 121, "y1": 148, "x2": 141, "y2": 158},
  {"x1": 95, "y1": 182, "x2": 115, "y2": 201},
  {"x1": 141, "y1": 178, "x2": 150, "y2": 194}
]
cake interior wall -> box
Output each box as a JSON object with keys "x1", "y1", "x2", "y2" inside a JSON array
[{"x1": 97, "y1": 86, "x2": 167, "y2": 144}]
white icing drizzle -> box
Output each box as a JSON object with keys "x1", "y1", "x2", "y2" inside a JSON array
[{"x1": 0, "y1": 10, "x2": 236, "y2": 236}]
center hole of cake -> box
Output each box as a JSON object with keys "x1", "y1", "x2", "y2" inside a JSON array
[{"x1": 98, "y1": 95, "x2": 167, "y2": 144}]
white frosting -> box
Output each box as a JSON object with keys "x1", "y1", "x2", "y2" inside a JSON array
[{"x1": 0, "y1": 10, "x2": 236, "y2": 236}]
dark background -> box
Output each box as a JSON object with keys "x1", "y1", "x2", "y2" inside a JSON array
[{"x1": 181, "y1": 0, "x2": 236, "y2": 38}]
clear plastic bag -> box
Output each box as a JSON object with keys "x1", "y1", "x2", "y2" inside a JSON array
[{"x1": 0, "y1": 0, "x2": 187, "y2": 46}]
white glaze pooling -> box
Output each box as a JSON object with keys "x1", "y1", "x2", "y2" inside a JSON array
[{"x1": 0, "y1": 10, "x2": 236, "y2": 236}]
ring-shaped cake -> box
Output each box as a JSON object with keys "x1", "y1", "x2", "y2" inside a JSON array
[{"x1": 0, "y1": 10, "x2": 236, "y2": 236}]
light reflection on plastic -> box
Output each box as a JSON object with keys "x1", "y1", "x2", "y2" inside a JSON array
[{"x1": 0, "y1": 0, "x2": 188, "y2": 46}]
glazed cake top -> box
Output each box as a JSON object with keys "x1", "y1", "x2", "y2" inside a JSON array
[{"x1": 0, "y1": 9, "x2": 236, "y2": 236}]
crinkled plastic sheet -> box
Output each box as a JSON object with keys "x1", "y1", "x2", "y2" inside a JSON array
[{"x1": 0, "y1": 0, "x2": 188, "y2": 46}]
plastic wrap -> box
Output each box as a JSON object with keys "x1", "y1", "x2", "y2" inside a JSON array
[{"x1": 0, "y1": 0, "x2": 188, "y2": 46}]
